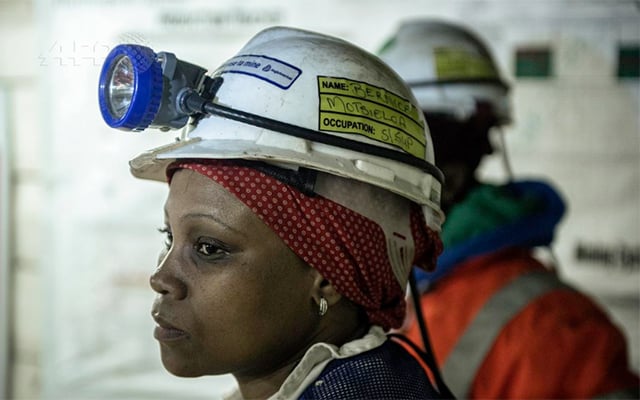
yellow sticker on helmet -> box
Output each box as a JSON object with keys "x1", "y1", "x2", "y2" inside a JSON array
[
  {"x1": 434, "y1": 47, "x2": 498, "y2": 80},
  {"x1": 317, "y1": 76, "x2": 426, "y2": 159}
]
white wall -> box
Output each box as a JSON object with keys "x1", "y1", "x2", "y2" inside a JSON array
[
  {"x1": 1, "y1": 2, "x2": 41, "y2": 398},
  {"x1": 2, "y1": 0, "x2": 638, "y2": 398}
]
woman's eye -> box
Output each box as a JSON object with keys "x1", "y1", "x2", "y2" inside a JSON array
[
  {"x1": 158, "y1": 227, "x2": 173, "y2": 249},
  {"x1": 194, "y1": 239, "x2": 228, "y2": 258}
]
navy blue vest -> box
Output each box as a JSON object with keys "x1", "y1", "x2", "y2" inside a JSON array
[{"x1": 299, "y1": 339, "x2": 446, "y2": 399}]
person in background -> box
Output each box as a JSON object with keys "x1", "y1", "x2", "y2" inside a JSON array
[
  {"x1": 100, "y1": 26, "x2": 453, "y2": 399},
  {"x1": 379, "y1": 18, "x2": 640, "y2": 399}
]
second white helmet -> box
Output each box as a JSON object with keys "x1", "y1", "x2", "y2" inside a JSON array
[{"x1": 378, "y1": 19, "x2": 511, "y2": 124}]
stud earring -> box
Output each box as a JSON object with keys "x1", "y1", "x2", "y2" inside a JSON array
[{"x1": 318, "y1": 297, "x2": 328, "y2": 316}]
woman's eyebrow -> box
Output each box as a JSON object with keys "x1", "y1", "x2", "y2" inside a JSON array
[{"x1": 181, "y1": 212, "x2": 247, "y2": 238}]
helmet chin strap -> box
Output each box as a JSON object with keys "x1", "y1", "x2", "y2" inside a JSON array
[
  {"x1": 406, "y1": 269, "x2": 455, "y2": 398},
  {"x1": 495, "y1": 126, "x2": 514, "y2": 181}
]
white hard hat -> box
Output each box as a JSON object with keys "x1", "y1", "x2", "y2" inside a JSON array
[
  {"x1": 129, "y1": 26, "x2": 444, "y2": 231},
  {"x1": 378, "y1": 19, "x2": 511, "y2": 124}
]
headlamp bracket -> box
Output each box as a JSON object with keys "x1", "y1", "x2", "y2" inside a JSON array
[{"x1": 153, "y1": 52, "x2": 208, "y2": 131}]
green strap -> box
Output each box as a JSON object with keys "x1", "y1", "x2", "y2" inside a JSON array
[{"x1": 442, "y1": 270, "x2": 571, "y2": 398}]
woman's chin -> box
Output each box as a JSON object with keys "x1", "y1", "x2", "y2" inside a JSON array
[{"x1": 161, "y1": 355, "x2": 202, "y2": 377}]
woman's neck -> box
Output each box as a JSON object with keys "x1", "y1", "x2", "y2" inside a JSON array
[{"x1": 234, "y1": 322, "x2": 370, "y2": 399}]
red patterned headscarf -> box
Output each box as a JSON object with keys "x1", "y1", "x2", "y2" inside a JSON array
[{"x1": 168, "y1": 159, "x2": 442, "y2": 330}]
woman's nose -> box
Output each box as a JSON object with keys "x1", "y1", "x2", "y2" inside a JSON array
[{"x1": 149, "y1": 250, "x2": 188, "y2": 300}]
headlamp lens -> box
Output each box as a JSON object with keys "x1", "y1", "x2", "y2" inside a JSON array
[
  {"x1": 107, "y1": 56, "x2": 135, "y2": 119},
  {"x1": 98, "y1": 44, "x2": 163, "y2": 131}
]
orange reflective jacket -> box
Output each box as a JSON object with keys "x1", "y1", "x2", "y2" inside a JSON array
[{"x1": 404, "y1": 248, "x2": 639, "y2": 399}]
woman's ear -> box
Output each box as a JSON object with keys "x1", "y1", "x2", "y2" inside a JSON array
[{"x1": 309, "y1": 269, "x2": 342, "y2": 307}]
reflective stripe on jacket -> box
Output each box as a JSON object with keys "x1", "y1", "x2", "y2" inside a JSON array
[{"x1": 442, "y1": 269, "x2": 571, "y2": 398}]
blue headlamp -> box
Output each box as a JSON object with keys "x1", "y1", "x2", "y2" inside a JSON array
[{"x1": 98, "y1": 44, "x2": 209, "y2": 131}]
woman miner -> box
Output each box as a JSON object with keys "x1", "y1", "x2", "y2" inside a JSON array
[{"x1": 101, "y1": 26, "x2": 447, "y2": 399}]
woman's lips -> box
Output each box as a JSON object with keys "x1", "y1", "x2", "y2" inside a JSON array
[{"x1": 152, "y1": 314, "x2": 189, "y2": 342}]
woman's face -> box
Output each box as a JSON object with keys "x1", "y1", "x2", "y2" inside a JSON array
[{"x1": 150, "y1": 169, "x2": 318, "y2": 379}]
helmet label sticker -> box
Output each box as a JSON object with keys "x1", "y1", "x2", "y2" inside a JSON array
[
  {"x1": 217, "y1": 54, "x2": 302, "y2": 89},
  {"x1": 317, "y1": 76, "x2": 426, "y2": 158},
  {"x1": 434, "y1": 47, "x2": 498, "y2": 79}
]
